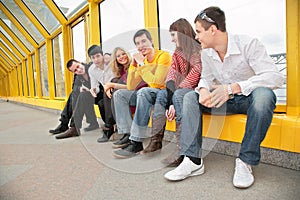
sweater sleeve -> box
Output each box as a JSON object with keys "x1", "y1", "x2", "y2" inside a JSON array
[{"x1": 137, "y1": 51, "x2": 172, "y2": 89}]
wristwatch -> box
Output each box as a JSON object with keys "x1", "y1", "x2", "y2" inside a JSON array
[
  {"x1": 228, "y1": 85, "x2": 234, "y2": 99},
  {"x1": 138, "y1": 61, "x2": 145, "y2": 66}
]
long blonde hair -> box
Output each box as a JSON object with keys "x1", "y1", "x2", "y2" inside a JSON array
[{"x1": 110, "y1": 47, "x2": 132, "y2": 78}]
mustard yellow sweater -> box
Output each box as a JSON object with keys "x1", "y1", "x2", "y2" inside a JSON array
[{"x1": 127, "y1": 49, "x2": 172, "y2": 90}]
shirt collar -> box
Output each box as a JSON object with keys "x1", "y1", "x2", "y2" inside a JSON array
[{"x1": 206, "y1": 33, "x2": 241, "y2": 60}]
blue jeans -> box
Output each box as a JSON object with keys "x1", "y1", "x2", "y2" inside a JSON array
[
  {"x1": 130, "y1": 88, "x2": 160, "y2": 142},
  {"x1": 113, "y1": 89, "x2": 138, "y2": 134},
  {"x1": 152, "y1": 88, "x2": 193, "y2": 121},
  {"x1": 180, "y1": 87, "x2": 276, "y2": 165}
]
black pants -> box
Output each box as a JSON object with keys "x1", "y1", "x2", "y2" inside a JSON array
[
  {"x1": 71, "y1": 91, "x2": 98, "y2": 129},
  {"x1": 59, "y1": 93, "x2": 73, "y2": 127},
  {"x1": 95, "y1": 83, "x2": 116, "y2": 128}
]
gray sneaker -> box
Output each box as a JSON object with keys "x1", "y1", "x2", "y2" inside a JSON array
[{"x1": 113, "y1": 140, "x2": 143, "y2": 158}]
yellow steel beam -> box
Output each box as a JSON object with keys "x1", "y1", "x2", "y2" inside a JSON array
[
  {"x1": 0, "y1": 2, "x2": 38, "y2": 47},
  {"x1": 61, "y1": 24, "x2": 72, "y2": 95},
  {"x1": 67, "y1": 4, "x2": 89, "y2": 26},
  {"x1": 286, "y1": 0, "x2": 300, "y2": 116},
  {"x1": 14, "y1": 0, "x2": 49, "y2": 38},
  {"x1": 0, "y1": 41, "x2": 21, "y2": 63},
  {"x1": 0, "y1": 49, "x2": 15, "y2": 66},
  {"x1": 88, "y1": 0, "x2": 100, "y2": 46},
  {"x1": 16, "y1": 63, "x2": 23, "y2": 96},
  {"x1": 43, "y1": 0, "x2": 67, "y2": 25},
  {"x1": 46, "y1": 38, "x2": 55, "y2": 99},
  {"x1": 0, "y1": 57, "x2": 12, "y2": 72},
  {"x1": 27, "y1": 55, "x2": 34, "y2": 98},
  {"x1": 0, "y1": 20, "x2": 31, "y2": 54},
  {"x1": 143, "y1": 0, "x2": 159, "y2": 48},
  {"x1": 0, "y1": 32, "x2": 25, "y2": 59},
  {"x1": 21, "y1": 60, "x2": 28, "y2": 97}
]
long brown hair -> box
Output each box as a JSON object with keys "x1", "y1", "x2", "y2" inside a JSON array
[
  {"x1": 110, "y1": 47, "x2": 132, "y2": 78},
  {"x1": 169, "y1": 18, "x2": 201, "y2": 75}
]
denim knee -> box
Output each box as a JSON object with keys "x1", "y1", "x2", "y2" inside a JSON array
[{"x1": 251, "y1": 88, "x2": 276, "y2": 112}]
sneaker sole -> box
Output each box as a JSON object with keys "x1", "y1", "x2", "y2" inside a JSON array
[
  {"x1": 165, "y1": 165, "x2": 205, "y2": 181},
  {"x1": 112, "y1": 151, "x2": 140, "y2": 159},
  {"x1": 112, "y1": 142, "x2": 130, "y2": 149}
]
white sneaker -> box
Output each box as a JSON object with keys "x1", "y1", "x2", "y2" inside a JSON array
[
  {"x1": 164, "y1": 156, "x2": 204, "y2": 181},
  {"x1": 233, "y1": 158, "x2": 254, "y2": 188}
]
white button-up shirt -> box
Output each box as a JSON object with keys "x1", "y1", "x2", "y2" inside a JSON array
[
  {"x1": 88, "y1": 63, "x2": 114, "y2": 94},
  {"x1": 196, "y1": 33, "x2": 284, "y2": 96}
]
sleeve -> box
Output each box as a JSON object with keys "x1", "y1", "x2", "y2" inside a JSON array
[
  {"x1": 195, "y1": 52, "x2": 216, "y2": 93},
  {"x1": 166, "y1": 80, "x2": 175, "y2": 109},
  {"x1": 137, "y1": 51, "x2": 172, "y2": 88},
  {"x1": 126, "y1": 64, "x2": 143, "y2": 90},
  {"x1": 237, "y1": 39, "x2": 284, "y2": 95},
  {"x1": 88, "y1": 67, "x2": 100, "y2": 94},
  {"x1": 179, "y1": 54, "x2": 202, "y2": 89}
]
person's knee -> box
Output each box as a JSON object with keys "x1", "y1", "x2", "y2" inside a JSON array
[
  {"x1": 251, "y1": 88, "x2": 276, "y2": 112},
  {"x1": 183, "y1": 91, "x2": 198, "y2": 107}
]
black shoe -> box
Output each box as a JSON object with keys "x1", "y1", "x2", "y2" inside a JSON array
[
  {"x1": 49, "y1": 124, "x2": 68, "y2": 135},
  {"x1": 97, "y1": 128, "x2": 114, "y2": 143},
  {"x1": 113, "y1": 140, "x2": 143, "y2": 158},
  {"x1": 112, "y1": 134, "x2": 130, "y2": 149},
  {"x1": 83, "y1": 123, "x2": 99, "y2": 132}
]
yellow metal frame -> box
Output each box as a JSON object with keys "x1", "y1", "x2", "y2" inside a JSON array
[
  {"x1": 0, "y1": 2, "x2": 38, "y2": 47},
  {"x1": 14, "y1": 0, "x2": 49, "y2": 38},
  {"x1": 143, "y1": 0, "x2": 160, "y2": 48}
]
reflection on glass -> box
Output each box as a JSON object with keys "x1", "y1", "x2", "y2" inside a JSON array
[
  {"x1": 53, "y1": 0, "x2": 87, "y2": 18},
  {"x1": 52, "y1": 34, "x2": 65, "y2": 97},
  {"x1": 100, "y1": 0, "x2": 144, "y2": 53},
  {"x1": 2, "y1": 0, "x2": 43, "y2": 43},
  {"x1": 72, "y1": 20, "x2": 87, "y2": 63},
  {"x1": 0, "y1": 27, "x2": 26, "y2": 57},
  {"x1": 0, "y1": 17, "x2": 33, "y2": 51},
  {"x1": 31, "y1": 54, "x2": 37, "y2": 96},
  {"x1": 39, "y1": 45, "x2": 49, "y2": 97},
  {"x1": 22, "y1": 0, "x2": 60, "y2": 33}
]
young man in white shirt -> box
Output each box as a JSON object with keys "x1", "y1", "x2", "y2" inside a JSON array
[
  {"x1": 87, "y1": 45, "x2": 115, "y2": 142},
  {"x1": 164, "y1": 6, "x2": 284, "y2": 189}
]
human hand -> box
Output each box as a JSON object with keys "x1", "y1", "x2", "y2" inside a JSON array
[
  {"x1": 165, "y1": 105, "x2": 176, "y2": 122},
  {"x1": 89, "y1": 88, "x2": 97, "y2": 97},
  {"x1": 132, "y1": 52, "x2": 145, "y2": 66},
  {"x1": 210, "y1": 84, "x2": 228, "y2": 108},
  {"x1": 198, "y1": 88, "x2": 213, "y2": 108}
]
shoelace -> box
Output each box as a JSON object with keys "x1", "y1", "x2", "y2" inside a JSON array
[{"x1": 236, "y1": 160, "x2": 252, "y2": 175}]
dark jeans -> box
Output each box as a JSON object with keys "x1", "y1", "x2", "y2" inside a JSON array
[{"x1": 59, "y1": 93, "x2": 73, "y2": 127}]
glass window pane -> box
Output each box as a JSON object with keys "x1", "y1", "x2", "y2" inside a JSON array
[
  {"x1": 1, "y1": 27, "x2": 26, "y2": 57},
  {"x1": 38, "y1": 45, "x2": 49, "y2": 97},
  {"x1": 52, "y1": 34, "x2": 65, "y2": 97},
  {"x1": 0, "y1": 17, "x2": 33, "y2": 51},
  {"x1": 31, "y1": 54, "x2": 36, "y2": 96},
  {"x1": 71, "y1": 20, "x2": 87, "y2": 63},
  {"x1": 158, "y1": 0, "x2": 286, "y2": 103},
  {"x1": 2, "y1": 0, "x2": 43, "y2": 43},
  {"x1": 22, "y1": 0, "x2": 60, "y2": 33},
  {"x1": 53, "y1": 0, "x2": 87, "y2": 18},
  {"x1": 100, "y1": 0, "x2": 144, "y2": 53}
]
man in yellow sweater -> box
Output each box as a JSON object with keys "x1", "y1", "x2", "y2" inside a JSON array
[{"x1": 112, "y1": 29, "x2": 172, "y2": 158}]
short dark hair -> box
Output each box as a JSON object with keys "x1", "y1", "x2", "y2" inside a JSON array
[
  {"x1": 133, "y1": 29, "x2": 153, "y2": 45},
  {"x1": 66, "y1": 59, "x2": 79, "y2": 70},
  {"x1": 194, "y1": 6, "x2": 226, "y2": 32},
  {"x1": 87, "y1": 45, "x2": 103, "y2": 57}
]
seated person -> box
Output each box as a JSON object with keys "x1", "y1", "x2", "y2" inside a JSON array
[
  {"x1": 112, "y1": 29, "x2": 172, "y2": 158},
  {"x1": 55, "y1": 59, "x2": 98, "y2": 139}
]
